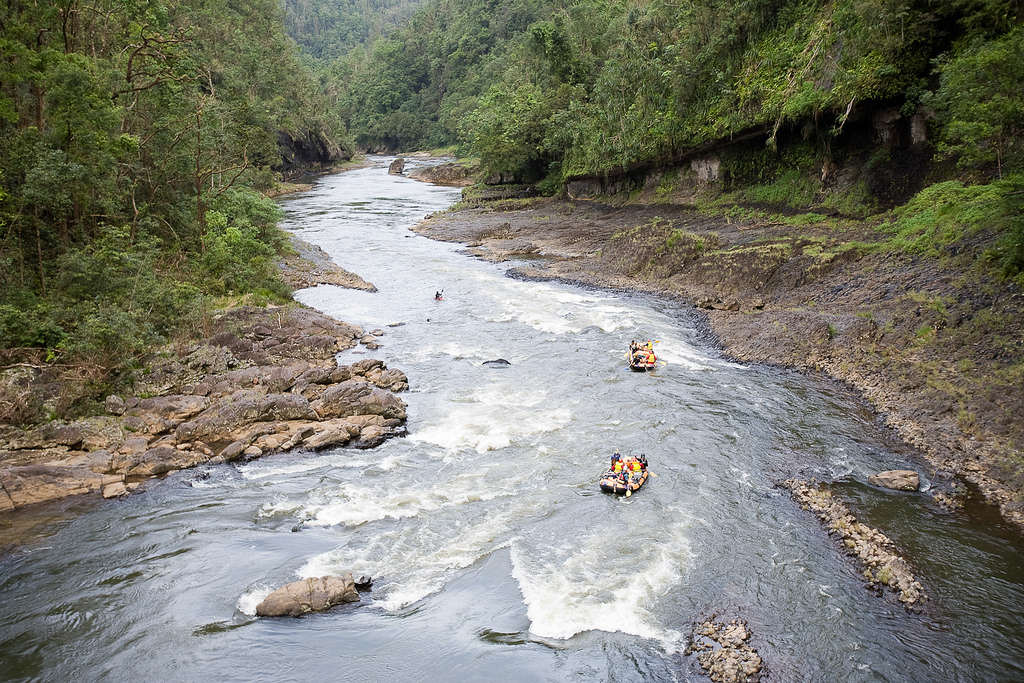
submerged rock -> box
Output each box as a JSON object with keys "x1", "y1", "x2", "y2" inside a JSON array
[{"x1": 255, "y1": 574, "x2": 360, "y2": 617}]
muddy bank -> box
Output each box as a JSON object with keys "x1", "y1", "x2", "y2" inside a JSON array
[{"x1": 411, "y1": 196, "x2": 1024, "y2": 528}]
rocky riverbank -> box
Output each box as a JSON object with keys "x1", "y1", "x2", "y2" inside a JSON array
[
  {"x1": 0, "y1": 304, "x2": 408, "y2": 512},
  {"x1": 412, "y1": 195, "x2": 1024, "y2": 529},
  {"x1": 0, "y1": 185, "x2": 417, "y2": 515},
  {"x1": 784, "y1": 479, "x2": 927, "y2": 610}
]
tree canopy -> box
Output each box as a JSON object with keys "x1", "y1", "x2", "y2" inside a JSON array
[{"x1": 0, "y1": 0, "x2": 348, "y2": 377}]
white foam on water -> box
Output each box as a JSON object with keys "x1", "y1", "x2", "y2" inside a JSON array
[
  {"x1": 255, "y1": 498, "x2": 309, "y2": 523},
  {"x1": 510, "y1": 513, "x2": 692, "y2": 646},
  {"x1": 238, "y1": 450, "x2": 400, "y2": 481},
  {"x1": 481, "y1": 284, "x2": 637, "y2": 334},
  {"x1": 409, "y1": 386, "x2": 571, "y2": 453},
  {"x1": 237, "y1": 583, "x2": 275, "y2": 616},
  {"x1": 300, "y1": 505, "x2": 525, "y2": 610},
  {"x1": 301, "y1": 484, "x2": 441, "y2": 527},
  {"x1": 644, "y1": 341, "x2": 715, "y2": 371},
  {"x1": 258, "y1": 458, "x2": 530, "y2": 529}
]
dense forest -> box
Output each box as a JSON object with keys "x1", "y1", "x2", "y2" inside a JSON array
[
  {"x1": 1, "y1": 0, "x2": 1022, "y2": 421},
  {"x1": 0, "y1": 0, "x2": 353, "y2": 418},
  {"x1": 318, "y1": 0, "x2": 1022, "y2": 272},
  {"x1": 282, "y1": 0, "x2": 428, "y2": 58}
]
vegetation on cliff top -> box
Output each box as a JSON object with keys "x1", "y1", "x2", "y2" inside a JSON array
[{"x1": 314, "y1": 0, "x2": 1022, "y2": 276}]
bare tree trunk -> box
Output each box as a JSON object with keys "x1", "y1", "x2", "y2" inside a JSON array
[
  {"x1": 195, "y1": 104, "x2": 206, "y2": 251},
  {"x1": 35, "y1": 220, "x2": 47, "y2": 297}
]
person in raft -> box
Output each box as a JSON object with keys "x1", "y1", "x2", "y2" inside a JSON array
[
  {"x1": 641, "y1": 341, "x2": 656, "y2": 363},
  {"x1": 435, "y1": 291, "x2": 443, "y2": 300},
  {"x1": 611, "y1": 450, "x2": 624, "y2": 473},
  {"x1": 630, "y1": 342, "x2": 644, "y2": 365}
]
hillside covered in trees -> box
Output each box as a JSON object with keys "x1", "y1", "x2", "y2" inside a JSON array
[
  {"x1": 324, "y1": 0, "x2": 1019, "y2": 191},
  {"x1": 315, "y1": 0, "x2": 1024, "y2": 280},
  {"x1": 0, "y1": 0, "x2": 353, "y2": 418}
]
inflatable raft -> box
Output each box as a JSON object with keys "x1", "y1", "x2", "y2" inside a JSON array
[
  {"x1": 599, "y1": 468, "x2": 649, "y2": 495},
  {"x1": 627, "y1": 342, "x2": 657, "y2": 371}
]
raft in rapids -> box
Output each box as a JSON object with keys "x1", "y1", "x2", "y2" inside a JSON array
[
  {"x1": 598, "y1": 456, "x2": 651, "y2": 493},
  {"x1": 599, "y1": 468, "x2": 649, "y2": 495},
  {"x1": 627, "y1": 341, "x2": 658, "y2": 371}
]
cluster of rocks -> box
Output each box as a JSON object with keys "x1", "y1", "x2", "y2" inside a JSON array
[
  {"x1": 784, "y1": 479, "x2": 927, "y2": 610},
  {"x1": 686, "y1": 617, "x2": 763, "y2": 682},
  {"x1": 255, "y1": 573, "x2": 371, "y2": 617},
  {"x1": 388, "y1": 156, "x2": 474, "y2": 186},
  {"x1": 695, "y1": 296, "x2": 766, "y2": 312},
  {"x1": 0, "y1": 306, "x2": 408, "y2": 512}
]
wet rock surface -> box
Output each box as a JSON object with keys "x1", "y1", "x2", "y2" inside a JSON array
[
  {"x1": 686, "y1": 617, "x2": 763, "y2": 682},
  {"x1": 407, "y1": 161, "x2": 474, "y2": 186},
  {"x1": 0, "y1": 306, "x2": 408, "y2": 511},
  {"x1": 255, "y1": 574, "x2": 360, "y2": 617},
  {"x1": 277, "y1": 233, "x2": 377, "y2": 292},
  {"x1": 869, "y1": 469, "x2": 921, "y2": 491}
]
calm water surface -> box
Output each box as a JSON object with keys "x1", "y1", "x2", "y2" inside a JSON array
[{"x1": 2, "y1": 157, "x2": 1024, "y2": 682}]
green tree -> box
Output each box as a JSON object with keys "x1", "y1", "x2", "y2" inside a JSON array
[{"x1": 927, "y1": 28, "x2": 1024, "y2": 179}]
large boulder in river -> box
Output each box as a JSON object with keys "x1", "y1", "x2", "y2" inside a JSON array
[
  {"x1": 310, "y1": 381, "x2": 407, "y2": 420},
  {"x1": 388, "y1": 158, "x2": 405, "y2": 175},
  {"x1": 255, "y1": 575, "x2": 360, "y2": 617},
  {"x1": 0, "y1": 465, "x2": 122, "y2": 509},
  {"x1": 407, "y1": 162, "x2": 473, "y2": 186},
  {"x1": 869, "y1": 470, "x2": 920, "y2": 491}
]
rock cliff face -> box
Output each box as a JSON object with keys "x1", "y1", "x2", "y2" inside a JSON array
[
  {"x1": 0, "y1": 306, "x2": 408, "y2": 511},
  {"x1": 276, "y1": 129, "x2": 353, "y2": 180}
]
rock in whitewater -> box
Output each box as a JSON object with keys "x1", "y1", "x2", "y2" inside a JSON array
[
  {"x1": 687, "y1": 617, "x2": 763, "y2": 683},
  {"x1": 482, "y1": 359, "x2": 511, "y2": 367},
  {"x1": 388, "y1": 158, "x2": 405, "y2": 175},
  {"x1": 255, "y1": 575, "x2": 360, "y2": 617},
  {"x1": 868, "y1": 470, "x2": 920, "y2": 491}
]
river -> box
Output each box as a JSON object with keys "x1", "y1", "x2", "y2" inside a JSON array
[{"x1": 2, "y1": 156, "x2": 1024, "y2": 682}]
